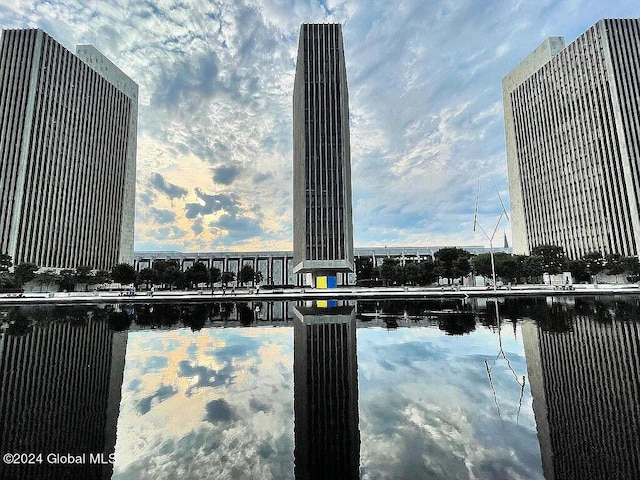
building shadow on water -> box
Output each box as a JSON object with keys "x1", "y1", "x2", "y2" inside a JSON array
[
  {"x1": 292, "y1": 302, "x2": 360, "y2": 480},
  {"x1": 0, "y1": 307, "x2": 127, "y2": 480},
  {"x1": 520, "y1": 297, "x2": 640, "y2": 480}
]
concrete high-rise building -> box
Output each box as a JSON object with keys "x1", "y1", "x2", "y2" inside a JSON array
[
  {"x1": 503, "y1": 19, "x2": 640, "y2": 259},
  {"x1": 0, "y1": 29, "x2": 137, "y2": 270},
  {"x1": 293, "y1": 23, "x2": 354, "y2": 287}
]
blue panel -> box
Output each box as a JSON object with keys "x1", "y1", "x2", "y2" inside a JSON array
[
  {"x1": 327, "y1": 300, "x2": 338, "y2": 308},
  {"x1": 327, "y1": 276, "x2": 337, "y2": 288}
]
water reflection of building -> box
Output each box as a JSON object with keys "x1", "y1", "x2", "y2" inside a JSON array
[
  {"x1": 293, "y1": 304, "x2": 360, "y2": 479},
  {"x1": 0, "y1": 314, "x2": 127, "y2": 479},
  {"x1": 522, "y1": 315, "x2": 640, "y2": 480}
]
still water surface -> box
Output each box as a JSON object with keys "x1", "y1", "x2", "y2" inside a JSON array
[{"x1": 1, "y1": 296, "x2": 639, "y2": 479}]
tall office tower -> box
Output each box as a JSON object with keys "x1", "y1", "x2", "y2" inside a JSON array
[
  {"x1": 293, "y1": 304, "x2": 360, "y2": 478},
  {"x1": 0, "y1": 311, "x2": 128, "y2": 479},
  {"x1": 503, "y1": 19, "x2": 640, "y2": 259},
  {"x1": 293, "y1": 23, "x2": 354, "y2": 287},
  {"x1": 522, "y1": 303, "x2": 640, "y2": 479},
  {"x1": 0, "y1": 29, "x2": 138, "y2": 270}
]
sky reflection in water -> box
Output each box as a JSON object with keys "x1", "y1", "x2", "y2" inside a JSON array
[
  {"x1": 5, "y1": 297, "x2": 637, "y2": 479},
  {"x1": 111, "y1": 315, "x2": 541, "y2": 479}
]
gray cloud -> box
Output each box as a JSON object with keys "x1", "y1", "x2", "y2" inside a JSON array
[
  {"x1": 183, "y1": 188, "x2": 265, "y2": 243},
  {"x1": 213, "y1": 164, "x2": 242, "y2": 185},
  {"x1": 184, "y1": 188, "x2": 238, "y2": 219},
  {"x1": 178, "y1": 360, "x2": 234, "y2": 393},
  {"x1": 149, "y1": 207, "x2": 177, "y2": 224},
  {"x1": 149, "y1": 173, "x2": 188, "y2": 199},
  {"x1": 205, "y1": 399, "x2": 235, "y2": 423},
  {"x1": 137, "y1": 385, "x2": 177, "y2": 415},
  {"x1": 152, "y1": 50, "x2": 222, "y2": 110},
  {"x1": 191, "y1": 218, "x2": 204, "y2": 235}
]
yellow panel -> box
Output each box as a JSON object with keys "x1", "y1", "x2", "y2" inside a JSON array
[
  {"x1": 317, "y1": 300, "x2": 328, "y2": 308},
  {"x1": 316, "y1": 276, "x2": 327, "y2": 289}
]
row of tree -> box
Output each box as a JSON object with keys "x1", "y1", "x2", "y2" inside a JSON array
[
  {"x1": 356, "y1": 245, "x2": 640, "y2": 286},
  {"x1": 0, "y1": 254, "x2": 137, "y2": 291},
  {"x1": 136, "y1": 260, "x2": 263, "y2": 290},
  {"x1": 0, "y1": 254, "x2": 265, "y2": 292},
  {"x1": 356, "y1": 247, "x2": 475, "y2": 286},
  {"x1": 4, "y1": 244, "x2": 639, "y2": 291}
]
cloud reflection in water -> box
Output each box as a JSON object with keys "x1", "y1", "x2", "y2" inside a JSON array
[{"x1": 112, "y1": 324, "x2": 541, "y2": 479}]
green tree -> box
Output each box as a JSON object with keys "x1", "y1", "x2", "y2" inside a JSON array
[
  {"x1": 418, "y1": 260, "x2": 439, "y2": 285},
  {"x1": 111, "y1": 263, "x2": 137, "y2": 285},
  {"x1": 58, "y1": 269, "x2": 76, "y2": 291},
  {"x1": 567, "y1": 259, "x2": 589, "y2": 283},
  {"x1": 14, "y1": 262, "x2": 39, "y2": 287},
  {"x1": 522, "y1": 255, "x2": 544, "y2": 281},
  {"x1": 582, "y1": 251, "x2": 606, "y2": 282},
  {"x1": 404, "y1": 262, "x2": 422, "y2": 286},
  {"x1": 531, "y1": 245, "x2": 566, "y2": 274},
  {"x1": 394, "y1": 263, "x2": 407, "y2": 285},
  {"x1": 471, "y1": 253, "x2": 493, "y2": 278},
  {"x1": 495, "y1": 253, "x2": 521, "y2": 283},
  {"x1": 254, "y1": 270, "x2": 264, "y2": 285},
  {"x1": 379, "y1": 258, "x2": 399, "y2": 286},
  {"x1": 35, "y1": 269, "x2": 61, "y2": 292},
  {"x1": 0, "y1": 253, "x2": 14, "y2": 290},
  {"x1": 605, "y1": 253, "x2": 624, "y2": 281},
  {"x1": 184, "y1": 262, "x2": 210, "y2": 288},
  {"x1": 94, "y1": 270, "x2": 111, "y2": 285},
  {"x1": 434, "y1": 248, "x2": 471, "y2": 283},
  {"x1": 620, "y1": 256, "x2": 640, "y2": 281},
  {"x1": 137, "y1": 268, "x2": 159, "y2": 289},
  {"x1": 210, "y1": 267, "x2": 222, "y2": 285},
  {"x1": 452, "y1": 256, "x2": 471, "y2": 282},
  {"x1": 238, "y1": 264, "x2": 256, "y2": 286},
  {"x1": 355, "y1": 257, "x2": 374, "y2": 280},
  {"x1": 220, "y1": 271, "x2": 235, "y2": 287},
  {"x1": 0, "y1": 253, "x2": 12, "y2": 273},
  {"x1": 74, "y1": 265, "x2": 94, "y2": 291},
  {"x1": 152, "y1": 259, "x2": 181, "y2": 288},
  {"x1": 0, "y1": 272, "x2": 18, "y2": 290},
  {"x1": 164, "y1": 266, "x2": 185, "y2": 290}
]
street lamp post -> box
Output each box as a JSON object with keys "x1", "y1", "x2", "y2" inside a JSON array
[{"x1": 473, "y1": 178, "x2": 509, "y2": 291}]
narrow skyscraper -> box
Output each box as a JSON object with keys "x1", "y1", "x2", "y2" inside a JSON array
[
  {"x1": 0, "y1": 29, "x2": 137, "y2": 270},
  {"x1": 293, "y1": 23, "x2": 354, "y2": 287},
  {"x1": 503, "y1": 19, "x2": 640, "y2": 259}
]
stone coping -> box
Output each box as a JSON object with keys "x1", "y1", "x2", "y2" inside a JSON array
[{"x1": 1, "y1": 284, "x2": 639, "y2": 305}]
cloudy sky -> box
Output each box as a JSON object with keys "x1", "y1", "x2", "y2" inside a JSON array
[{"x1": 2, "y1": 1, "x2": 640, "y2": 252}]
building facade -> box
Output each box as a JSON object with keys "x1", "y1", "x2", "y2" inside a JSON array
[
  {"x1": 293, "y1": 23, "x2": 354, "y2": 286},
  {"x1": 134, "y1": 245, "x2": 511, "y2": 286},
  {"x1": 0, "y1": 29, "x2": 137, "y2": 270},
  {"x1": 504, "y1": 19, "x2": 640, "y2": 259}
]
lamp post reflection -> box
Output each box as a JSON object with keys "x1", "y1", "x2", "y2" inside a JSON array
[{"x1": 293, "y1": 302, "x2": 360, "y2": 479}]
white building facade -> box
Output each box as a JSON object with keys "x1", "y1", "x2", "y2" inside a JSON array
[
  {"x1": 0, "y1": 29, "x2": 137, "y2": 270},
  {"x1": 504, "y1": 19, "x2": 640, "y2": 259}
]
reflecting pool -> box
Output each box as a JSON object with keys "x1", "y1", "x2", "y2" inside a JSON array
[{"x1": 1, "y1": 296, "x2": 639, "y2": 479}]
